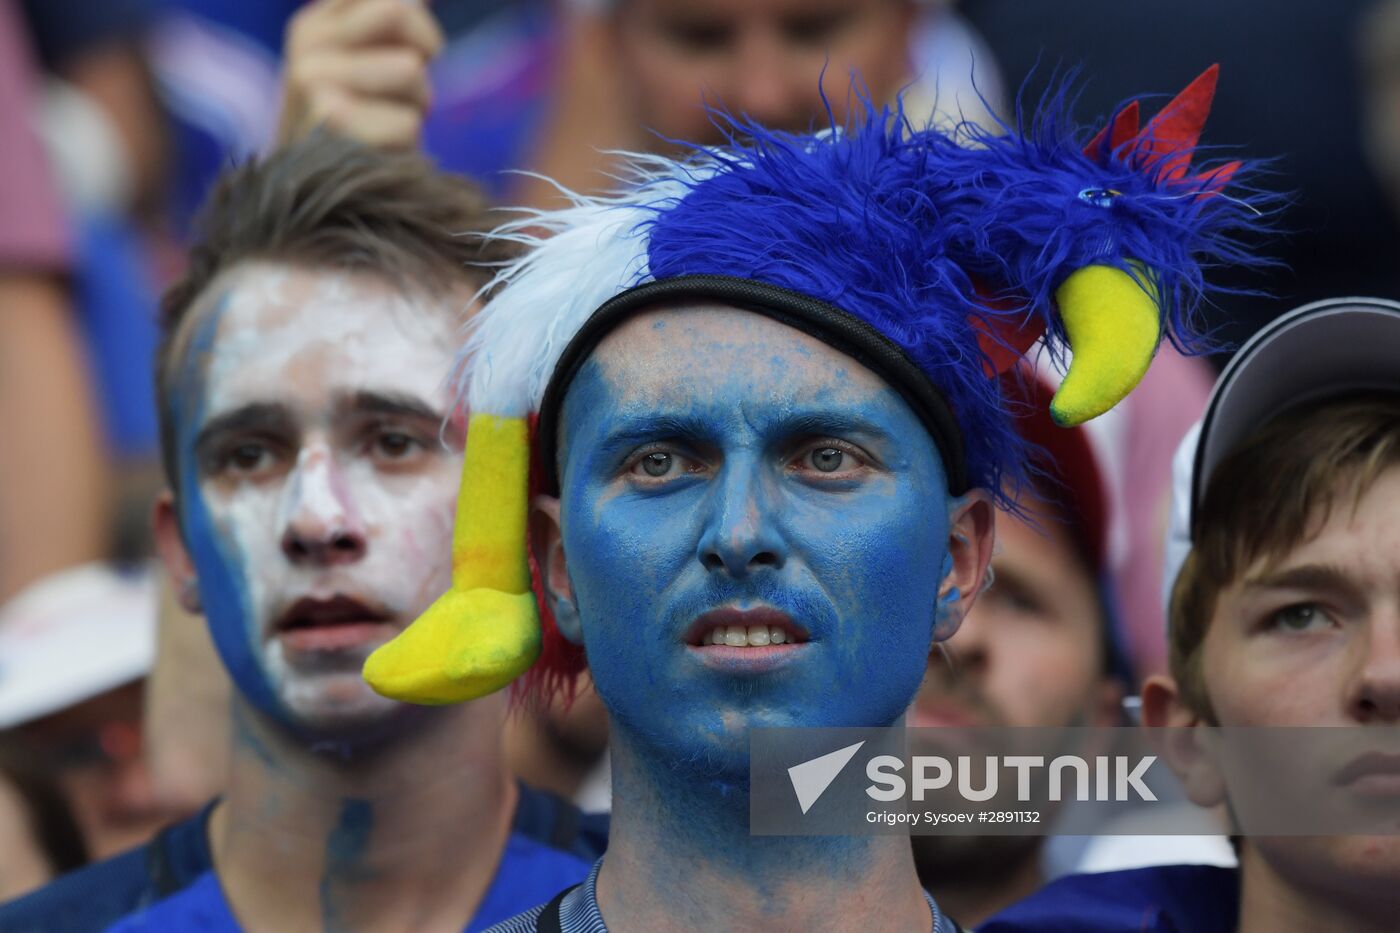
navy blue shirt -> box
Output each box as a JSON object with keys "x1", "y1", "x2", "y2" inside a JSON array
[
  {"x1": 979, "y1": 864, "x2": 1239, "y2": 932},
  {"x1": 107, "y1": 831, "x2": 592, "y2": 932},
  {"x1": 0, "y1": 783, "x2": 607, "y2": 933}
]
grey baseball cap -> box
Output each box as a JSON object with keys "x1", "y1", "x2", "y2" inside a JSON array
[{"x1": 1163, "y1": 297, "x2": 1400, "y2": 615}]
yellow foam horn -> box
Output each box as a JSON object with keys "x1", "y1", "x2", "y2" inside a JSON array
[
  {"x1": 363, "y1": 413, "x2": 541, "y2": 704},
  {"x1": 1050, "y1": 263, "x2": 1161, "y2": 426}
]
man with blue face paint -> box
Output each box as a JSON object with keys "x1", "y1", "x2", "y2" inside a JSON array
[
  {"x1": 0, "y1": 136, "x2": 605, "y2": 932},
  {"x1": 363, "y1": 70, "x2": 1273, "y2": 932}
]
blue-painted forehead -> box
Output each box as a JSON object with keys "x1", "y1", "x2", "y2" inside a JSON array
[{"x1": 536, "y1": 275, "x2": 970, "y2": 496}]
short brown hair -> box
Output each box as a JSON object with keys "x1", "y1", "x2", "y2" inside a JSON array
[
  {"x1": 1168, "y1": 393, "x2": 1400, "y2": 717},
  {"x1": 156, "y1": 132, "x2": 511, "y2": 489}
]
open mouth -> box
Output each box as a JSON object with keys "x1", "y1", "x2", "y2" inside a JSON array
[
  {"x1": 273, "y1": 595, "x2": 394, "y2": 652},
  {"x1": 684, "y1": 606, "x2": 810, "y2": 649},
  {"x1": 907, "y1": 702, "x2": 990, "y2": 730},
  {"x1": 1335, "y1": 752, "x2": 1400, "y2": 795}
]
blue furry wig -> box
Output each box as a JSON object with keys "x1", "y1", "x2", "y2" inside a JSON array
[
  {"x1": 630, "y1": 73, "x2": 1273, "y2": 504},
  {"x1": 465, "y1": 69, "x2": 1274, "y2": 512}
]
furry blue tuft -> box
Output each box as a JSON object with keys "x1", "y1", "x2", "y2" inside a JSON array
[{"x1": 941, "y1": 75, "x2": 1281, "y2": 359}]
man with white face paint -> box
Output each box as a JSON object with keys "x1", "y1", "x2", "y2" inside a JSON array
[{"x1": 0, "y1": 135, "x2": 603, "y2": 932}]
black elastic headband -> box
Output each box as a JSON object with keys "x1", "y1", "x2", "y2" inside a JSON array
[{"x1": 535, "y1": 274, "x2": 969, "y2": 496}]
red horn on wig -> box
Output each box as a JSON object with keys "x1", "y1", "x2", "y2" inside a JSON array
[
  {"x1": 1131, "y1": 64, "x2": 1222, "y2": 184},
  {"x1": 1083, "y1": 100, "x2": 1140, "y2": 160}
]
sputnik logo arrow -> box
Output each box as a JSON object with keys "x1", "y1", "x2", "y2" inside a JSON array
[{"x1": 788, "y1": 741, "x2": 865, "y2": 814}]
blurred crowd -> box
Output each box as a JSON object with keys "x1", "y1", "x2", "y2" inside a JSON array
[{"x1": 1, "y1": 0, "x2": 1399, "y2": 928}]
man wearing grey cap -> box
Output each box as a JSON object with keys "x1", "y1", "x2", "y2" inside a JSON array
[{"x1": 982, "y1": 297, "x2": 1400, "y2": 933}]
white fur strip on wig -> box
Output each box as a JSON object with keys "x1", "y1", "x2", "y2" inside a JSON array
[{"x1": 454, "y1": 155, "x2": 717, "y2": 417}]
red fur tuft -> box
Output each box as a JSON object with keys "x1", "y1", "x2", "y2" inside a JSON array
[{"x1": 509, "y1": 414, "x2": 587, "y2": 710}]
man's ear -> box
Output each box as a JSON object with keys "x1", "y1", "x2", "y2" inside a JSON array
[
  {"x1": 1141, "y1": 673, "x2": 1227, "y2": 808},
  {"x1": 933, "y1": 490, "x2": 995, "y2": 641},
  {"x1": 528, "y1": 494, "x2": 583, "y2": 645},
  {"x1": 152, "y1": 491, "x2": 202, "y2": 613}
]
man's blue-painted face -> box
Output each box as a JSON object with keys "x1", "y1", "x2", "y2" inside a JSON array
[{"x1": 554, "y1": 305, "x2": 954, "y2": 770}]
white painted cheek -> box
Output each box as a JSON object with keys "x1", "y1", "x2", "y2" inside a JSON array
[{"x1": 342, "y1": 459, "x2": 459, "y2": 617}]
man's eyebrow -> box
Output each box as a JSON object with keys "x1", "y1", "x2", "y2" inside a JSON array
[
  {"x1": 343, "y1": 390, "x2": 444, "y2": 424},
  {"x1": 194, "y1": 403, "x2": 295, "y2": 452},
  {"x1": 1242, "y1": 563, "x2": 1359, "y2": 595},
  {"x1": 780, "y1": 411, "x2": 894, "y2": 442},
  {"x1": 596, "y1": 414, "x2": 713, "y2": 451},
  {"x1": 986, "y1": 561, "x2": 1033, "y2": 596},
  {"x1": 592, "y1": 409, "x2": 895, "y2": 451}
]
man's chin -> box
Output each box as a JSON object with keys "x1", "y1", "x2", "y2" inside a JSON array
[
  {"x1": 1265, "y1": 835, "x2": 1400, "y2": 883},
  {"x1": 276, "y1": 674, "x2": 410, "y2": 738},
  {"x1": 622, "y1": 704, "x2": 858, "y2": 775}
]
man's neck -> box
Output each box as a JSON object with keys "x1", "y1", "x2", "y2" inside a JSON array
[
  {"x1": 210, "y1": 697, "x2": 516, "y2": 933},
  {"x1": 1238, "y1": 843, "x2": 1400, "y2": 933},
  {"x1": 595, "y1": 738, "x2": 933, "y2": 933}
]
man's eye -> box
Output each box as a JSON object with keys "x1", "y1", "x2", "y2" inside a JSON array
[
  {"x1": 1268, "y1": 603, "x2": 1332, "y2": 633},
  {"x1": 374, "y1": 432, "x2": 422, "y2": 460},
  {"x1": 784, "y1": 11, "x2": 851, "y2": 46},
  {"x1": 796, "y1": 443, "x2": 865, "y2": 475},
  {"x1": 809, "y1": 447, "x2": 846, "y2": 473},
  {"x1": 984, "y1": 582, "x2": 1044, "y2": 618},
  {"x1": 664, "y1": 20, "x2": 732, "y2": 52},
  {"x1": 627, "y1": 448, "x2": 701, "y2": 481},
  {"x1": 635, "y1": 451, "x2": 679, "y2": 478},
  {"x1": 227, "y1": 443, "x2": 275, "y2": 474}
]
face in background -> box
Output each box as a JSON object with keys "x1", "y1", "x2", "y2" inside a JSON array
[
  {"x1": 612, "y1": 0, "x2": 914, "y2": 148},
  {"x1": 504, "y1": 675, "x2": 610, "y2": 801},
  {"x1": 535, "y1": 305, "x2": 991, "y2": 778},
  {"x1": 908, "y1": 486, "x2": 1121, "y2": 902},
  {"x1": 913, "y1": 486, "x2": 1121, "y2": 732},
  {"x1": 1196, "y1": 467, "x2": 1400, "y2": 729},
  {"x1": 11, "y1": 682, "x2": 159, "y2": 862},
  {"x1": 155, "y1": 263, "x2": 465, "y2": 738},
  {"x1": 1147, "y1": 466, "x2": 1400, "y2": 911}
]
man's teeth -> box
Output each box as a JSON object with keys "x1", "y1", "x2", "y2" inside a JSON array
[{"x1": 701, "y1": 625, "x2": 791, "y2": 647}]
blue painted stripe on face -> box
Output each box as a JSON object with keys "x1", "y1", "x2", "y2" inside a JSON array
[{"x1": 172, "y1": 293, "x2": 287, "y2": 721}]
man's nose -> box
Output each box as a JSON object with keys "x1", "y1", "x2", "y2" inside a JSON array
[
  {"x1": 729, "y1": 34, "x2": 807, "y2": 130},
  {"x1": 279, "y1": 446, "x2": 367, "y2": 566},
  {"x1": 697, "y1": 461, "x2": 786, "y2": 578},
  {"x1": 1348, "y1": 608, "x2": 1400, "y2": 722}
]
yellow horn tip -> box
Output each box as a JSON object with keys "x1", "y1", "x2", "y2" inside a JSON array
[
  {"x1": 1050, "y1": 263, "x2": 1162, "y2": 426},
  {"x1": 363, "y1": 587, "x2": 542, "y2": 705}
]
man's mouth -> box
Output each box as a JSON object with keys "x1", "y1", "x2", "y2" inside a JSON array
[
  {"x1": 907, "y1": 702, "x2": 988, "y2": 730},
  {"x1": 685, "y1": 606, "x2": 809, "y2": 648},
  {"x1": 273, "y1": 595, "x2": 395, "y2": 653},
  {"x1": 1334, "y1": 751, "x2": 1400, "y2": 796},
  {"x1": 683, "y1": 607, "x2": 810, "y2": 673}
]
